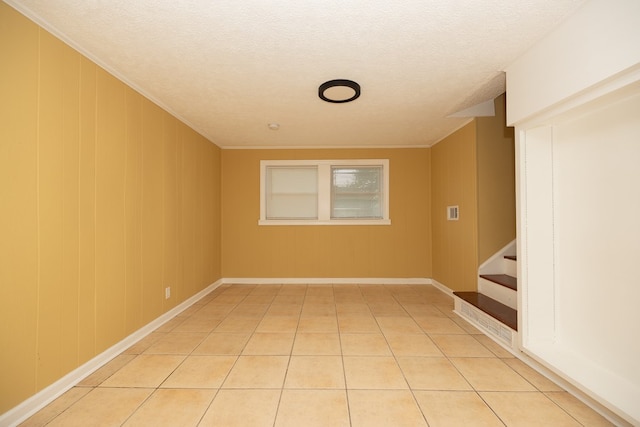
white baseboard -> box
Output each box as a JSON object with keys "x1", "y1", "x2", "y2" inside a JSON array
[
  {"x1": 221, "y1": 277, "x2": 432, "y2": 285},
  {"x1": 429, "y1": 278, "x2": 454, "y2": 297},
  {"x1": 0, "y1": 280, "x2": 224, "y2": 427}
]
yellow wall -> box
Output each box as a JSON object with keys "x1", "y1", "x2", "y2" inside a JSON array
[
  {"x1": 222, "y1": 148, "x2": 432, "y2": 278},
  {"x1": 476, "y1": 94, "x2": 516, "y2": 263},
  {"x1": 431, "y1": 94, "x2": 516, "y2": 290},
  {"x1": 431, "y1": 122, "x2": 479, "y2": 291},
  {"x1": 0, "y1": 4, "x2": 221, "y2": 412}
]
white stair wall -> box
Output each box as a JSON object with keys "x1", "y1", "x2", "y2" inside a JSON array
[
  {"x1": 478, "y1": 240, "x2": 516, "y2": 276},
  {"x1": 477, "y1": 239, "x2": 517, "y2": 305}
]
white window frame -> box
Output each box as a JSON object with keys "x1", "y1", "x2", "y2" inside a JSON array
[{"x1": 259, "y1": 159, "x2": 390, "y2": 226}]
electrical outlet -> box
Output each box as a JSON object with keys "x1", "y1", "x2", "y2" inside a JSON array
[{"x1": 165, "y1": 287, "x2": 171, "y2": 299}]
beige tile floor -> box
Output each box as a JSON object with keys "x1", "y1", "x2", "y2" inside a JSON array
[{"x1": 21, "y1": 284, "x2": 613, "y2": 427}]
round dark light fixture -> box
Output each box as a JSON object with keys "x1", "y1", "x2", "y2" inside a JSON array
[{"x1": 318, "y1": 79, "x2": 361, "y2": 103}]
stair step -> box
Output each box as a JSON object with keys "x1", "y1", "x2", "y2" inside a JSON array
[
  {"x1": 504, "y1": 255, "x2": 517, "y2": 261},
  {"x1": 480, "y1": 274, "x2": 517, "y2": 291},
  {"x1": 454, "y1": 291, "x2": 518, "y2": 331}
]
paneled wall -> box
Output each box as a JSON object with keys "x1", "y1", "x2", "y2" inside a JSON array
[
  {"x1": 431, "y1": 95, "x2": 515, "y2": 289},
  {"x1": 221, "y1": 148, "x2": 431, "y2": 278},
  {"x1": 0, "y1": 4, "x2": 221, "y2": 412},
  {"x1": 431, "y1": 122, "x2": 478, "y2": 291},
  {"x1": 476, "y1": 94, "x2": 515, "y2": 264}
]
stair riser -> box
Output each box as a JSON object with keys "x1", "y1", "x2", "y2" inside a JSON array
[
  {"x1": 454, "y1": 298, "x2": 516, "y2": 348},
  {"x1": 478, "y1": 278, "x2": 517, "y2": 310},
  {"x1": 504, "y1": 258, "x2": 517, "y2": 278}
]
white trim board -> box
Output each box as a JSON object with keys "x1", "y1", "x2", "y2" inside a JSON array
[
  {"x1": 0, "y1": 280, "x2": 224, "y2": 427},
  {"x1": 222, "y1": 277, "x2": 432, "y2": 285},
  {"x1": 429, "y1": 278, "x2": 455, "y2": 297},
  {"x1": 522, "y1": 343, "x2": 639, "y2": 426}
]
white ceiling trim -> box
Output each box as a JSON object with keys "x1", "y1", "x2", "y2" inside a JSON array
[
  {"x1": 448, "y1": 99, "x2": 496, "y2": 118},
  {"x1": 221, "y1": 143, "x2": 434, "y2": 150}
]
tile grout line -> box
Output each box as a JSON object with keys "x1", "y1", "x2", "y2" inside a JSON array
[
  {"x1": 386, "y1": 285, "x2": 436, "y2": 427},
  {"x1": 272, "y1": 283, "x2": 305, "y2": 427},
  {"x1": 22, "y1": 283, "x2": 608, "y2": 426},
  {"x1": 128, "y1": 284, "x2": 233, "y2": 427},
  {"x1": 164, "y1": 284, "x2": 248, "y2": 426},
  {"x1": 339, "y1": 284, "x2": 359, "y2": 427}
]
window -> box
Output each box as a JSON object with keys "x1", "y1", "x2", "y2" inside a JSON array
[
  {"x1": 266, "y1": 166, "x2": 318, "y2": 219},
  {"x1": 331, "y1": 166, "x2": 382, "y2": 219},
  {"x1": 260, "y1": 159, "x2": 390, "y2": 225}
]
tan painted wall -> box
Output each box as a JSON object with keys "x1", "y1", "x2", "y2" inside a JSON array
[
  {"x1": 476, "y1": 94, "x2": 516, "y2": 263},
  {"x1": 222, "y1": 148, "x2": 431, "y2": 278},
  {"x1": 0, "y1": 4, "x2": 221, "y2": 412},
  {"x1": 431, "y1": 94, "x2": 516, "y2": 289},
  {"x1": 431, "y1": 122, "x2": 478, "y2": 291}
]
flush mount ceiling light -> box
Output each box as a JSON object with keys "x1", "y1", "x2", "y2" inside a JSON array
[{"x1": 318, "y1": 79, "x2": 361, "y2": 103}]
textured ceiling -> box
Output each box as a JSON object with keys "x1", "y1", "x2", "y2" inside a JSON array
[{"x1": 7, "y1": 0, "x2": 586, "y2": 148}]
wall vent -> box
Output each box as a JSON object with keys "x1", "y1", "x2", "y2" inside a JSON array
[
  {"x1": 447, "y1": 205, "x2": 459, "y2": 220},
  {"x1": 457, "y1": 299, "x2": 514, "y2": 347}
]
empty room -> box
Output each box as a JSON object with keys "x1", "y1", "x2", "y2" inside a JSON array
[{"x1": 1, "y1": 0, "x2": 639, "y2": 425}]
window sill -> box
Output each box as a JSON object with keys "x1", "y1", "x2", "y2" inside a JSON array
[{"x1": 258, "y1": 219, "x2": 391, "y2": 226}]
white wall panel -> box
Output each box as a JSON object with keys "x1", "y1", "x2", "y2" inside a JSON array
[
  {"x1": 509, "y1": 1, "x2": 640, "y2": 423},
  {"x1": 506, "y1": 0, "x2": 640, "y2": 125}
]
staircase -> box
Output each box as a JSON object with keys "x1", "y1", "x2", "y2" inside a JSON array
[{"x1": 453, "y1": 241, "x2": 518, "y2": 348}]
